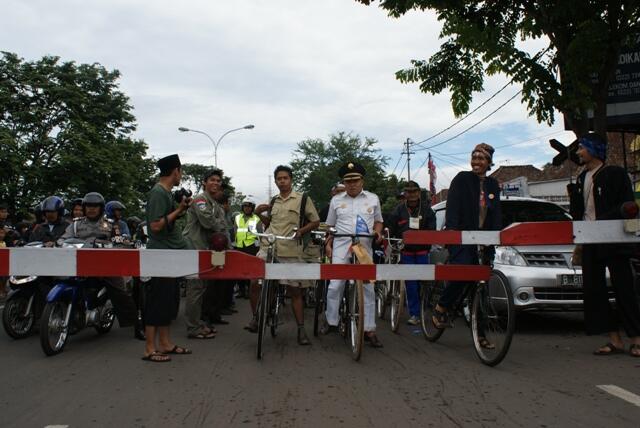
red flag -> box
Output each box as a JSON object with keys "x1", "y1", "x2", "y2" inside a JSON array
[{"x1": 428, "y1": 153, "x2": 437, "y2": 204}]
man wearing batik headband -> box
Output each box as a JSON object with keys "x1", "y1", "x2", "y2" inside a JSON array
[
  {"x1": 431, "y1": 144, "x2": 502, "y2": 346},
  {"x1": 570, "y1": 132, "x2": 640, "y2": 357},
  {"x1": 182, "y1": 168, "x2": 230, "y2": 339},
  {"x1": 323, "y1": 161, "x2": 385, "y2": 347}
]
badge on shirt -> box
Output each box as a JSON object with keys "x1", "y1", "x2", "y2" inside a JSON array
[
  {"x1": 409, "y1": 217, "x2": 420, "y2": 230},
  {"x1": 488, "y1": 193, "x2": 495, "y2": 200},
  {"x1": 194, "y1": 199, "x2": 207, "y2": 211}
]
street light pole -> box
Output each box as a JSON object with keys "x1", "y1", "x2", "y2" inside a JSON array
[{"x1": 178, "y1": 124, "x2": 255, "y2": 167}]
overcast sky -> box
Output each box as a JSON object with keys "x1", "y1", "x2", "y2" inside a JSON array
[{"x1": 3, "y1": 0, "x2": 575, "y2": 202}]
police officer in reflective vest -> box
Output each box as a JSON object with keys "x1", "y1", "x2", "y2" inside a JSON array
[{"x1": 233, "y1": 197, "x2": 262, "y2": 298}]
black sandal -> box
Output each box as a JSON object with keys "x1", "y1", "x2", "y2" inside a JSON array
[
  {"x1": 141, "y1": 351, "x2": 171, "y2": 363},
  {"x1": 162, "y1": 345, "x2": 192, "y2": 355},
  {"x1": 593, "y1": 342, "x2": 625, "y2": 355},
  {"x1": 432, "y1": 309, "x2": 452, "y2": 329}
]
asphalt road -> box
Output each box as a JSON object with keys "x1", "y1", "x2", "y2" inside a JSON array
[{"x1": 1, "y1": 299, "x2": 639, "y2": 428}]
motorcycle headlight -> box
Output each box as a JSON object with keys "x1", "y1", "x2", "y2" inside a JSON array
[{"x1": 494, "y1": 246, "x2": 527, "y2": 266}]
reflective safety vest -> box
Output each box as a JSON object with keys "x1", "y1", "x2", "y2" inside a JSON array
[{"x1": 235, "y1": 214, "x2": 260, "y2": 248}]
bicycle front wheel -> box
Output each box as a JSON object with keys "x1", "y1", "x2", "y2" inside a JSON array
[
  {"x1": 349, "y1": 280, "x2": 365, "y2": 361},
  {"x1": 390, "y1": 280, "x2": 405, "y2": 333},
  {"x1": 470, "y1": 271, "x2": 515, "y2": 367},
  {"x1": 270, "y1": 283, "x2": 280, "y2": 338},
  {"x1": 420, "y1": 281, "x2": 445, "y2": 342},
  {"x1": 256, "y1": 280, "x2": 270, "y2": 360},
  {"x1": 313, "y1": 280, "x2": 326, "y2": 337}
]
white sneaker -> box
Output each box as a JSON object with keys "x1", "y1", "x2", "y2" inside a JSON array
[{"x1": 407, "y1": 315, "x2": 420, "y2": 326}]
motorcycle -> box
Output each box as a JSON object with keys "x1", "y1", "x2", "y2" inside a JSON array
[
  {"x1": 39, "y1": 239, "x2": 116, "y2": 356},
  {"x1": 2, "y1": 241, "x2": 50, "y2": 339}
]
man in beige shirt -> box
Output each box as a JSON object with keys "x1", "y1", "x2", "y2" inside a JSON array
[{"x1": 246, "y1": 165, "x2": 320, "y2": 345}]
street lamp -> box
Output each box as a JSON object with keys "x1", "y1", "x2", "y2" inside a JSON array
[{"x1": 178, "y1": 124, "x2": 255, "y2": 167}]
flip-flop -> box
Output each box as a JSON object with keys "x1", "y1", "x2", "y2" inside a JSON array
[
  {"x1": 188, "y1": 330, "x2": 216, "y2": 339},
  {"x1": 163, "y1": 345, "x2": 192, "y2": 355},
  {"x1": 630, "y1": 344, "x2": 640, "y2": 357},
  {"x1": 593, "y1": 342, "x2": 625, "y2": 356},
  {"x1": 141, "y1": 351, "x2": 171, "y2": 363},
  {"x1": 478, "y1": 337, "x2": 495, "y2": 350}
]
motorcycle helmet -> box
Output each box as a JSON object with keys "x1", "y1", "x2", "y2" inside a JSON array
[
  {"x1": 241, "y1": 196, "x2": 256, "y2": 208},
  {"x1": 105, "y1": 200, "x2": 126, "y2": 219},
  {"x1": 41, "y1": 196, "x2": 65, "y2": 217},
  {"x1": 82, "y1": 192, "x2": 106, "y2": 215}
]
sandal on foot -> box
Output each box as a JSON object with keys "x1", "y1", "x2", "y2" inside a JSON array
[
  {"x1": 630, "y1": 344, "x2": 640, "y2": 357},
  {"x1": 478, "y1": 337, "x2": 495, "y2": 350},
  {"x1": 593, "y1": 342, "x2": 625, "y2": 355},
  {"x1": 142, "y1": 351, "x2": 171, "y2": 363},
  {"x1": 163, "y1": 345, "x2": 192, "y2": 355},
  {"x1": 432, "y1": 309, "x2": 452, "y2": 329},
  {"x1": 188, "y1": 330, "x2": 216, "y2": 340}
]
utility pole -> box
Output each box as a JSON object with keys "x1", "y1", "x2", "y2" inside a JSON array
[{"x1": 402, "y1": 138, "x2": 415, "y2": 181}]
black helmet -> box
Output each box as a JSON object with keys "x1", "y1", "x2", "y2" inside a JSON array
[
  {"x1": 41, "y1": 196, "x2": 65, "y2": 216},
  {"x1": 105, "y1": 200, "x2": 126, "y2": 218},
  {"x1": 82, "y1": 192, "x2": 105, "y2": 207},
  {"x1": 71, "y1": 198, "x2": 83, "y2": 207}
]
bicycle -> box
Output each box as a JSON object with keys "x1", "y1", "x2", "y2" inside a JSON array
[
  {"x1": 310, "y1": 230, "x2": 329, "y2": 337},
  {"x1": 329, "y1": 232, "x2": 377, "y2": 361},
  {"x1": 380, "y1": 234, "x2": 405, "y2": 333},
  {"x1": 248, "y1": 229, "x2": 297, "y2": 360},
  {"x1": 420, "y1": 267, "x2": 515, "y2": 367}
]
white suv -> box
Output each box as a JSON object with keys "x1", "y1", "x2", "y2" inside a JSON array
[{"x1": 430, "y1": 196, "x2": 613, "y2": 311}]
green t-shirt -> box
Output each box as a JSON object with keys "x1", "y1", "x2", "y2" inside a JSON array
[{"x1": 145, "y1": 183, "x2": 189, "y2": 249}]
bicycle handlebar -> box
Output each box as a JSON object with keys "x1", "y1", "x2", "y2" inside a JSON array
[
  {"x1": 248, "y1": 230, "x2": 297, "y2": 244},
  {"x1": 331, "y1": 233, "x2": 377, "y2": 238}
]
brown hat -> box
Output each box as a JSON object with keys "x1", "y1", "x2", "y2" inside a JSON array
[{"x1": 472, "y1": 143, "x2": 494, "y2": 161}]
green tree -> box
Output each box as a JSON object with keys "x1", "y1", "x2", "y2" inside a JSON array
[
  {"x1": 0, "y1": 52, "x2": 155, "y2": 218},
  {"x1": 356, "y1": 1, "x2": 640, "y2": 137},
  {"x1": 291, "y1": 132, "x2": 398, "y2": 212}
]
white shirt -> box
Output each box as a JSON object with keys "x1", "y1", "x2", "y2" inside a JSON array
[
  {"x1": 583, "y1": 168, "x2": 597, "y2": 221},
  {"x1": 326, "y1": 190, "x2": 383, "y2": 260}
]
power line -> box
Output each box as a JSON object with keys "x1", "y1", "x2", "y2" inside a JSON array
[
  {"x1": 442, "y1": 130, "x2": 565, "y2": 156},
  {"x1": 397, "y1": 158, "x2": 408, "y2": 179},
  {"x1": 410, "y1": 80, "x2": 514, "y2": 148},
  {"x1": 413, "y1": 90, "x2": 522, "y2": 152},
  {"x1": 389, "y1": 150, "x2": 405, "y2": 176}
]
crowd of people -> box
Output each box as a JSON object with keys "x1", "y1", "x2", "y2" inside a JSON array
[{"x1": 1, "y1": 132, "x2": 639, "y2": 361}]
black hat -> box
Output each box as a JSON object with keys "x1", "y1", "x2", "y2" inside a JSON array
[
  {"x1": 338, "y1": 162, "x2": 366, "y2": 180},
  {"x1": 404, "y1": 180, "x2": 421, "y2": 191},
  {"x1": 158, "y1": 154, "x2": 181, "y2": 175}
]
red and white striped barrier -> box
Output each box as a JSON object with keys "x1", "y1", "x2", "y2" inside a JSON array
[
  {"x1": 2, "y1": 221, "x2": 637, "y2": 282},
  {"x1": 404, "y1": 219, "x2": 640, "y2": 246},
  {"x1": 0, "y1": 248, "x2": 489, "y2": 281}
]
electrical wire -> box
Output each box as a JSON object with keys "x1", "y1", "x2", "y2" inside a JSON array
[
  {"x1": 410, "y1": 80, "x2": 514, "y2": 148},
  {"x1": 413, "y1": 90, "x2": 522, "y2": 152}
]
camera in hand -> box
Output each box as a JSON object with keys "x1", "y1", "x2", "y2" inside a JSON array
[{"x1": 173, "y1": 188, "x2": 192, "y2": 204}]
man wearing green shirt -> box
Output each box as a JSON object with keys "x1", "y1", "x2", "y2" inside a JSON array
[{"x1": 142, "y1": 154, "x2": 192, "y2": 362}]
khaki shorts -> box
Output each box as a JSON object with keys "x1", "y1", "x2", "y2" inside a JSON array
[{"x1": 257, "y1": 249, "x2": 312, "y2": 288}]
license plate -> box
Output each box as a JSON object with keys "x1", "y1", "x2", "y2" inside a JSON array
[{"x1": 557, "y1": 274, "x2": 583, "y2": 288}]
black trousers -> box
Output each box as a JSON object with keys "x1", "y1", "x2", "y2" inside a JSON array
[
  {"x1": 582, "y1": 245, "x2": 640, "y2": 337},
  {"x1": 144, "y1": 277, "x2": 180, "y2": 327},
  {"x1": 236, "y1": 246, "x2": 258, "y2": 295},
  {"x1": 202, "y1": 279, "x2": 225, "y2": 320}
]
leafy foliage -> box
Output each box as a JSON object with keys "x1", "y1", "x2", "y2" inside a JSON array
[
  {"x1": 291, "y1": 132, "x2": 405, "y2": 214},
  {"x1": 356, "y1": 0, "x2": 640, "y2": 136},
  {"x1": 0, "y1": 52, "x2": 156, "y2": 218}
]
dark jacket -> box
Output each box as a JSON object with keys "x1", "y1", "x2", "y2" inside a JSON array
[
  {"x1": 569, "y1": 165, "x2": 635, "y2": 258},
  {"x1": 445, "y1": 171, "x2": 502, "y2": 264},
  {"x1": 445, "y1": 171, "x2": 502, "y2": 232},
  {"x1": 29, "y1": 221, "x2": 70, "y2": 244},
  {"x1": 388, "y1": 200, "x2": 436, "y2": 253}
]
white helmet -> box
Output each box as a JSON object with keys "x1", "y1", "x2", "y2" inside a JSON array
[{"x1": 242, "y1": 196, "x2": 257, "y2": 207}]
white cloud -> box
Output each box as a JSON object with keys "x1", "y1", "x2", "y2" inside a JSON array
[{"x1": 2, "y1": 0, "x2": 569, "y2": 201}]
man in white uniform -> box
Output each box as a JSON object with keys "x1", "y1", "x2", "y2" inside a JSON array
[{"x1": 322, "y1": 162, "x2": 385, "y2": 347}]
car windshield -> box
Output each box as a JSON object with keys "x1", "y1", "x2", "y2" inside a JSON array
[
  {"x1": 501, "y1": 200, "x2": 571, "y2": 228},
  {"x1": 433, "y1": 200, "x2": 571, "y2": 230}
]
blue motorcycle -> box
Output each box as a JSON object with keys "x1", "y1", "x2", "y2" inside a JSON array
[{"x1": 39, "y1": 239, "x2": 115, "y2": 356}]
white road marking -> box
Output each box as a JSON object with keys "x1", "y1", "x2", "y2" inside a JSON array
[
  {"x1": 44, "y1": 425, "x2": 69, "y2": 428},
  {"x1": 597, "y1": 385, "x2": 640, "y2": 408}
]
